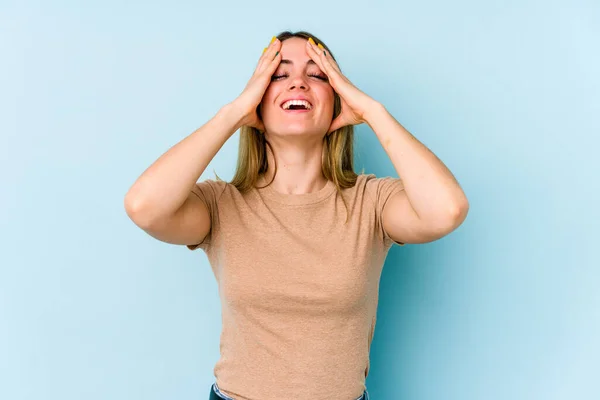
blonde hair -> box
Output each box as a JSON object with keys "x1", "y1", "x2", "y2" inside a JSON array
[{"x1": 225, "y1": 31, "x2": 359, "y2": 221}]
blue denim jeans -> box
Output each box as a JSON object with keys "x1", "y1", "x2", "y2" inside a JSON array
[{"x1": 209, "y1": 382, "x2": 370, "y2": 400}]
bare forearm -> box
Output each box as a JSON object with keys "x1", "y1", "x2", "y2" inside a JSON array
[
  {"x1": 365, "y1": 102, "x2": 469, "y2": 222},
  {"x1": 124, "y1": 103, "x2": 244, "y2": 223}
]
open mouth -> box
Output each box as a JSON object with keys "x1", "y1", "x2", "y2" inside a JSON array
[{"x1": 281, "y1": 99, "x2": 313, "y2": 112}]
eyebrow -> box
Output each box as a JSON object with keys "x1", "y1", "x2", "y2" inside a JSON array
[{"x1": 279, "y1": 59, "x2": 317, "y2": 66}]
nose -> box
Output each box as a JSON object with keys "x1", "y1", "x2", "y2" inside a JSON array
[{"x1": 288, "y1": 74, "x2": 308, "y2": 91}]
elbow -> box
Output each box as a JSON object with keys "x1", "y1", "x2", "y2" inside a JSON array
[
  {"x1": 124, "y1": 192, "x2": 155, "y2": 229},
  {"x1": 448, "y1": 196, "x2": 469, "y2": 227},
  {"x1": 124, "y1": 188, "x2": 141, "y2": 217},
  {"x1": 421, "y1": 198, "x2": 469, "y2": 239}
]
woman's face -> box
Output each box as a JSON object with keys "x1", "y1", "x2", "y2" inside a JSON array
[{"x1": 260, "y1": 37, "x2": 335, "y2": 138}]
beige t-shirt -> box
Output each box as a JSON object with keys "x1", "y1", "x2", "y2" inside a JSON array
[{"x1": 188, "y1": 173, "x2": 404, "y2": 400}]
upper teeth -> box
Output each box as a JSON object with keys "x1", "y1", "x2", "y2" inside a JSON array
[{"x1": 282, "y1": 100, "x2": 312, "y2": 110}]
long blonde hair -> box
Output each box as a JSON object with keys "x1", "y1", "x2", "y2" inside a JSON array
[{"x1": 226, "y1": 31, "x2": 359, "y2": 220}]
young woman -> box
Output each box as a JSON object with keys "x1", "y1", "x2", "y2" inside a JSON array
[{"x1": 125, "y1": 30, "x2": 469, "y2": 400}]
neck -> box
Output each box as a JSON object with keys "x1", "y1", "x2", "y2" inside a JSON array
[{"x1": 259, "y1": 137, "x2": 327, "y2": 195}]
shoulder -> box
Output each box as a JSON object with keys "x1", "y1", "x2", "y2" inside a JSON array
[
  {"x1": 192, "y1": 178, "x2": 234, "y2": 204},
  {"x1": 345, "y1": 173, "x2": 377, "y2": 191},
  {"x1": 195, "y1": 178, "x2": 229, "y2": 189},
  {"x1": 352, "y1": 173, "x2": 404, "y2": 198}
]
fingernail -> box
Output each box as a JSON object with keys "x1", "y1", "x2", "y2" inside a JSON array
[
  {"x1": 317, "y1": 43, "x2": 324, "y2": 50},
  {"x1": 270, "y1": 36, "x2": 277, "y2": 44},
  {"x1": 263, "y1": 47, "x2": 267, "y2": 53},
  {"x1": 308, "y1": 37, "x2": 316, "y2": 45}
]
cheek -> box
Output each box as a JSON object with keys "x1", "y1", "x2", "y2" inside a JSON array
[
  {"x1": 261, "y1": 86, "x2": 274, "y2": 104},
  {"x1": 321, "y1": 90, "x2": 335, "y2": 114},
  {"x1": 321, "y1": 85, "x2": 334, "y2": 102},
  {"x1": 259, "y1": 90, "x2": 275, "y2": 117},
  {"x1": 261, "y1": 84, "x2": 283, "y2": 108}
]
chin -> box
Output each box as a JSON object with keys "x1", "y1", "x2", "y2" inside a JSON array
[
  {"x1": 266, "y1": 117, "x2": 329, "y2": 135},
  {"x1": 267, "y1": 126, "x2": 327, "y2": 139}
]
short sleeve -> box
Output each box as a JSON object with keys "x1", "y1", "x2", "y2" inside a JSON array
[
  {"x1": 365, "y1": 175, "x2": 406, "y2": 247},
  {"x1": 186, "y1": 179, "x2": 226, "y2": 251}
]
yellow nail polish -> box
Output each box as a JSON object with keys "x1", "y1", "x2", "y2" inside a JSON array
[
  {"x1": 317, "y1": 43, "x2": 324, "y2": 50},
  {"x1": 308, "y1": 37, "x2": 316, "y2": 45},
  {"x1": 270, "y1": 36, "x2": 277, "y2": 44},
  {"x1": 263, "y1": 47, "x2": 267, "y2": 53}
]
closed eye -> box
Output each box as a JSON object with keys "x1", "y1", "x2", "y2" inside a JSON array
[{"x1": 271, "y1": 73, "x2": 328, "y2": 82}]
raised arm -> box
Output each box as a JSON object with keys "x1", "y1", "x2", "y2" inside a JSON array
[
  {"x1": 124, "y1": 104, "x2": 243, "y2": 245},
  {"x1": 124, "y1": 37, "x2": 283, "y2": 246}
]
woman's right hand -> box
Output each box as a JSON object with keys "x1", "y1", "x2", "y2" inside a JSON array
[{"x1": 231, "y1": 37, "x2": 282, "y2": 133}]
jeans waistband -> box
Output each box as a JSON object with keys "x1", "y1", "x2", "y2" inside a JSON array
[{"x1": 211, "y1": 382, "x2": 369, "y2": 400}]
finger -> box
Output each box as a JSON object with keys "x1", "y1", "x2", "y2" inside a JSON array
[
  {"x1": 258, "y1": 47, "x2": 282, "y2": 82},
  {"x1": 305, "y1": 39, "x2": 327, "y2": 74},
  {"x1": 256, "y1": 38, "x2": 281, "y2": 74},
  {"x1": 256, "y1": 47, "x2": 281, "y2": 80},
  {"x1": 306, "y1": 39, "x2": 340, "y2": 77},
  {"x1": 244, "y1": 48, "x2": 280, "y2": 103},
  {"x1": 317, "y1": 45, "x2": 342, "y2": 78},
  {"x1": 313, "y1": 40, "x2": 341, "y2": 73},
  {"x1": 257, "y1": 37, "x2": 277, "y2": 65},
  {"x1": 321, "y1": 44, "x2": 341, "y2": 72}
]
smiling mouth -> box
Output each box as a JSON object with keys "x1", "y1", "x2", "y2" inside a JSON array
[
  {"x1": 282, "y1": 107, "x2": 312, "y2": 113},
  {"x1": 280, "y1": 99, "x2": 313, "y2": 112},
  {"x1": 280, "y1": 105, "x2": 313, "y2": 113}
]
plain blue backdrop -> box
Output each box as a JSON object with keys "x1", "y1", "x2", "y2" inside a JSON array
[{"x1": 1, "y1": 0, "x2": 598, "y2": 399}]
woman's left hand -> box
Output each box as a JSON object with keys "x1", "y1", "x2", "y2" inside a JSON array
[{"x1": 306, "y1": 38, "x2": 379, "y2": 134}]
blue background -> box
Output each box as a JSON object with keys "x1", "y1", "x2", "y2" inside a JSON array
[{"x1": 1, "y1": 0, "x2": 598, "y2": 399}]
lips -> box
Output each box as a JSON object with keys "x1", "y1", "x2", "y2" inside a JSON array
[{"x1": 280, "y1": 97, "x2": 313, "y2": 110}]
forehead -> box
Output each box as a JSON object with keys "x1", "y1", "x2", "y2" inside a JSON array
[{"x1": 279, "y1": 37, "x2": 311, "y2": 59}]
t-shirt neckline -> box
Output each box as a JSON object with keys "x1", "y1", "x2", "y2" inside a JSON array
[{"x1": 256, "y1": 179, "x2": 337, "y2": 206}]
